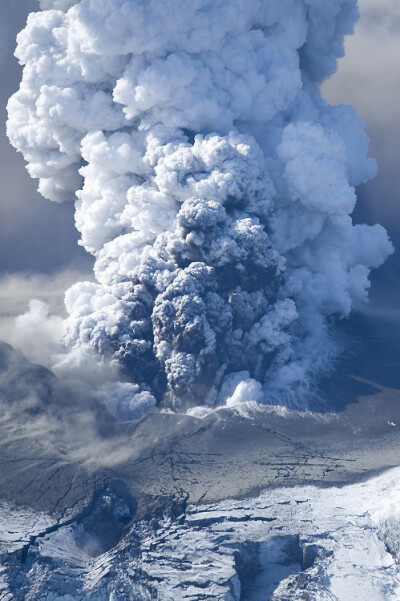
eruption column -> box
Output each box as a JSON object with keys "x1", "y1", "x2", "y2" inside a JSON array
[{"x1": 7, "y1": 0, "x2": 393, "y2": 417}]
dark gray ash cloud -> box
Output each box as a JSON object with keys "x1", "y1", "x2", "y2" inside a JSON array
[{"x1": 3, "y1": 0, "x2": 395, "y2": 418}]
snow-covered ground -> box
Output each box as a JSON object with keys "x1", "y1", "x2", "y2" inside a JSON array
[
  {"x1": 0, "y1": 503, "x2": 54, "y2": 554},
  {"x1": 2, "y1": 468, "x2": 400, "y2": 599},
  {"x1": 142, "y1": 468, "x2": 400, "y2": 600}
]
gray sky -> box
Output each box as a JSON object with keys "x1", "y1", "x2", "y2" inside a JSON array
[
  {"x1": 0, "y1": 0, "x2": 399, "y2": 306},
  {"x1": 323, "y1": 0, "x2": 400, "y2": 306},
  {"x1": 324, "y1": 0, "x2": 400, "y2": 230}
]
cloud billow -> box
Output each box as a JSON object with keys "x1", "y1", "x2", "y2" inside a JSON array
[{"x1": 7, "y1": 0, "x2": 393, "y2": 416}]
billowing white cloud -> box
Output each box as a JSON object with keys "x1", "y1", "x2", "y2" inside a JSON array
[
  {"x1": 6, "y1": 299, "x2": 63, "y2": 367},
  {"x1": 0, "y1": 270, "x2": 90, "y2": 367},
  {"x1": 6, "y1": 0, "x2": 393, "y2": 417}
]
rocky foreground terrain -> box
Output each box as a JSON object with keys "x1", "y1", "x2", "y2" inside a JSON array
[
  {"x1": 2, "y1": 466, "x2": 400, "y2": 600},
  {"x1": 2, "y1": 308, "x2": 400, "y2": 599}
]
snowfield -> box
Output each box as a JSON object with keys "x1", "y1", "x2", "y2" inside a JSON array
[
  {"x1": 142, "y1": 468, "x2": 400, "y2": 600},
  {"x1": 2, "y1": 468, "x2": 400, "y2": 600}
]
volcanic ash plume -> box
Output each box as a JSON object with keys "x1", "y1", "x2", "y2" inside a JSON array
[{"x1": 7, "y1": 0, "x2": 393, "y2": 416}]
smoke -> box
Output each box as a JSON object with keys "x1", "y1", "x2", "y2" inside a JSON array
[
  {"x1": 0, "y1": 270, "x2": 91, "y2": 367},
  {"x1": 6, "y1": 0, "x2": 393, "y2": 416},
  {"x1": 0, "y1": 339, "x2": 153, "y2": 472}
]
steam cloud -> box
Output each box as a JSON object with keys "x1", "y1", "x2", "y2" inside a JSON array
[{"x1": 7, "y1": 0, "x2": 393, "y2": 417}]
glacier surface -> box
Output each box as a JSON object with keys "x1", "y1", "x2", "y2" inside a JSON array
[{"x1": 2, "y1": 468, "x2": 400, "y2": 600}]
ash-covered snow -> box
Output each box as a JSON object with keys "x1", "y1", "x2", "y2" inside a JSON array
[{"x1": 3, "y1": 468, "x2": 400, "y2": 600}]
